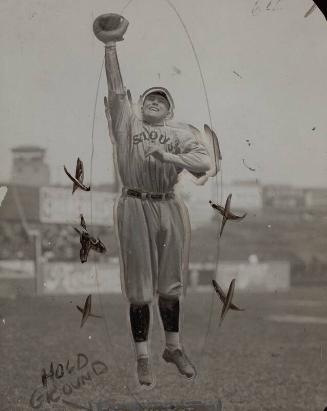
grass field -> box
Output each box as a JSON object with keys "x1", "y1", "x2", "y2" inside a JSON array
[{"x1": 1, "y1": 287, "x2": 327, "y2": 411}]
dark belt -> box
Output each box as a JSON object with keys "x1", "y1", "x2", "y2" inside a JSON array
[{"x1": 123, "y1": 188, "x2": 175, "y2": 201}]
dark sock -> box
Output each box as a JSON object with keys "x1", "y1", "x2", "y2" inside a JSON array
[
  {"x1": 129, "y1": 303, "x2": 150, "y2": 342},
  {"x1": 158, "y1": 296, "x2": 179, "y2": 332}
]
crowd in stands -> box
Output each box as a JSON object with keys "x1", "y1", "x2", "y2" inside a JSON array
[
  {"x1": 1, "y1": 221, "x2": 326, "y2": 285},
  {"x1": 0, "y1": 222, "x2": 34, "y2": 259}
]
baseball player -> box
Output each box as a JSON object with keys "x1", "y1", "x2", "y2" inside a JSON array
[{"x1": 93, "y1": 14, "x2": 211, "y2": 387}]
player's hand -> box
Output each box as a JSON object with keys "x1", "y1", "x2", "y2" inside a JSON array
[
  {"x1": 93, "y1": 14, "x2": 129, "y2": 44},
  {"x1": 145, "y1": 146, "x2": 168, "y2": 162}
]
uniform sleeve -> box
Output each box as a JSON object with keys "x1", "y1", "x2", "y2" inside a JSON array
[
  {"x1": 105, "y1": 43, "x2": 132, "y2": 143},
  {"x1": 109, "y1": 94, "x2": 132, "y2": 138},
  {"x1": 164, "y1": 131, "x2": 211, "y2": 174}
]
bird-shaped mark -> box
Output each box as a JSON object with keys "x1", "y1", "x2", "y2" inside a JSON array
[
  {"x1": 80, "y1": 214, "x2": 87, "y2": 230},
  {"x1": 187, "y1": 124, "x2": 222, "y2": 185},
  {"x1": 209, "y1": 194, "x2": 247, "y2": 237},
  {"x1": 212, "y1": 279, "x2": 244, "y2": 311},
  {"x1": 242, "y1": 158, "x2": 256, "y2": 171},
  {"x1": 212, "y1": 279, "x2": 244, "y2": 326},
  {"x1": 64, "y1": 158, "x2": 91, "y2": 193},
  {"x1": 127, "y1": 89, "x2": 133, "y2": 105},
  {"x1": 79, "y1": 295, "x2": 91, "y2": 328},
  {"x1": 74, "y1": 214, "x2": 106, "y2": 263},
  {"x1": 77, "y1": 295, "x2": 102, "y2": 328},
  {"x1": 203, "y1": 125, "x2": 222, "y2": 176}
]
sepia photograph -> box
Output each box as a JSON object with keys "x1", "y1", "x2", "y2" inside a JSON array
[{"x1": 0, "y1": 1, "x2": 327, "y2": 410}]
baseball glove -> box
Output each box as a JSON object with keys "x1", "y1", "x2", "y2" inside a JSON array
[{"x1": 93, "y1": 13, "x2": 129, "y2": 43}]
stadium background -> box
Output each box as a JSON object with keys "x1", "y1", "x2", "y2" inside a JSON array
[{"x1": 1, "y1": 146, "x2": 327, "y2": 411}]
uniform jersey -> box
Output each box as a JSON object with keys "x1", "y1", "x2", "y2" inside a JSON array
[{"x1": 109, "y1": 93, "x2": 210, "y2": 193}]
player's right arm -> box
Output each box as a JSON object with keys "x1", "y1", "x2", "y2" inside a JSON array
[
  {"x1": 104, "y1": 42, "x2": 131, "y2": 141},
  {"x1": 93, "y1": 14, "x2": 131, "y2": 142}
]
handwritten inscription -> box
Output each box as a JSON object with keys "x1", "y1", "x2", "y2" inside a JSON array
[{"x1": 30, "y1": 353, "x2": 108, "y2": 409}]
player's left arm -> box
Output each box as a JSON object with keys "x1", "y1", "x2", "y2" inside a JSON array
[{"x1": 163, "y1": 134, "x2": 211, "y2": 173}]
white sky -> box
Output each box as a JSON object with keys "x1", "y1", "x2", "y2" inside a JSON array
[{"x1": 0, "y1": 0, "x2": 326, "y2": 188}]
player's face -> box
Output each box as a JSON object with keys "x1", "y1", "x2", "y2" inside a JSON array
[{"x1": 142, "y1": 94, "x2": 170, "y2": 124}]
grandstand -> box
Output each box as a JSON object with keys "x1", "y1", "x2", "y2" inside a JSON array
[{"x1": 1, "y1": 145, "x2": 327, "y2": 296}]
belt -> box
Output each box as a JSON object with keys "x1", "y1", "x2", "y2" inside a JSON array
[{"x1": 123, "y1": 187, "x2": 175, "y2": 201}]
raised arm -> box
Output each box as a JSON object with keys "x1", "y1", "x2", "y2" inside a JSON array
[
  {"x1": 93, "y1": 14, "x2": 131, "y2": 140},
  {"x1": 104, "y1": 42, "x2": 125, "y2": 97}
]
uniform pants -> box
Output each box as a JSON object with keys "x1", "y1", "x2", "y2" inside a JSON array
[{"x1": 115, "y1": 194, "x2": 189, "y2": 304}]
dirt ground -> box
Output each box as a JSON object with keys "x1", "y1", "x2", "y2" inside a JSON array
[{"x1": 1, "y1": 286, "x2": 327, "y2": 411}]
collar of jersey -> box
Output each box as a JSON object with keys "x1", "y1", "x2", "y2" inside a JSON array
[{"x1": 143, "y1": 120, "x2": 166, "y2": 127}]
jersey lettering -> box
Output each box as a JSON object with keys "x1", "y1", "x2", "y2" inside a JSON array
[
  {"x1": 132, "y1": 127, "x2": 171, "y2": 146},
  {"x1": 133, "y1": 135, "x2": 142, "y2": 144},
  {"x1": 140, "y1": 131, "x2": 149, "y2": 141},
  {"x1": 132, "y1": 126, "x2": 182, "y2": 154},
  {"x1": 149, "y1": 131, "x2": 158, "y2": 141},
  {"x1": 159, "y1": 134, "x2": 170, "y2": 145},
  {"x1": 167, "y1": 141, "x2": 181, "y2": 154}
]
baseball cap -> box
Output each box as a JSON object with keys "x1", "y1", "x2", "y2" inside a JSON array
[
  {"x1": 146, "y1": 91, "x2": 170, "y2": 107},
  {"x1": 140, "y1": 87, "x2": 175, "y2": 118}
]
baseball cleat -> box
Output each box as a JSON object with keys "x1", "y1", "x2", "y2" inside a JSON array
[
  {"x1": 137, "y1": 357, "x2": 153, "y2": 386},
  {"x1": 162, "y1": 348, "x2": 196, "y2": 379}
]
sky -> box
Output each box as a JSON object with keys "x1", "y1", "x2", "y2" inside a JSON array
[{"x1": 0, "y1": 0, "x2": 326, "y2": 189}]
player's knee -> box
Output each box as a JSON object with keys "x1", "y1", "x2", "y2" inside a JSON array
[
  {"x1": 129, "y1": 301, "x2": 153, "y2": 307},
  {"x1": 128, "y1": 298, "x2": 153, "y2": 305},
  {"x1": 158, "y1": 293, "x2": 180, "y2": 304},
  {"x1": 158, "y1": 282, "x2": 183, "y2": 300}
]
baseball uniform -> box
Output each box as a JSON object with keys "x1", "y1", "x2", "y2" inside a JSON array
[
  {"x1": 108, "y1": 90, "x2": 211, "y2": 303},
  {"x1": 93, "y1": 18, "x2": 211, "y2": 383}
]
